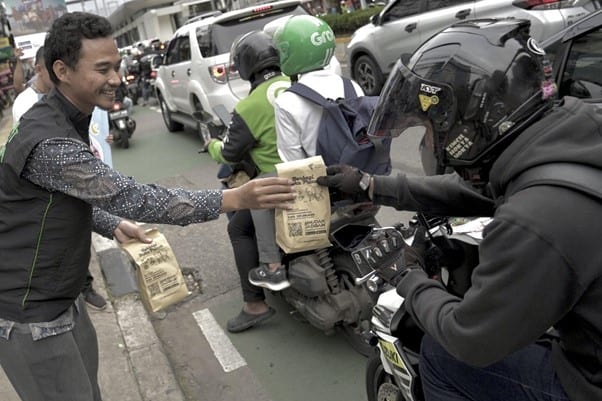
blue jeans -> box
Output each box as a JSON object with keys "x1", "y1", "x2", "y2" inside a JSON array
[{"x1": 420, "y1": 334, "x2": 569, "y2": 401}]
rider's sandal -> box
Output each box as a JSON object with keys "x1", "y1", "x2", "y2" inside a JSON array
[{"x1": 226, "y1": 307, "x2": 276, "y2": 333}]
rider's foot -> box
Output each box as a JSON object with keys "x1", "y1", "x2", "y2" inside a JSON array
[
  {"x1": 226, "y1": 304, "x2": 276, "y2": 333},
  {"x1": 248, "y1": 264, "x2": 290, "y2": 291}
]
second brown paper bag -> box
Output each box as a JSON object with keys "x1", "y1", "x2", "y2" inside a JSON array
[{"x1": 275, "y1": 156, "x2": 331, "y2": 253}]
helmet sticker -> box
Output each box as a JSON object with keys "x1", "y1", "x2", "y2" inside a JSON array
[
  {"x1": 446, "y1": 134, "x2": 473, "y2": 159},
  {"x1": 527, "y1": 38, "x2": 545, "y2": 56},
  {"x1": 419, "y1": 83, "x2": 442, "y2": 111},
  {"x1": 419, "y1": 94, "x2": 439, "y2": 112}
]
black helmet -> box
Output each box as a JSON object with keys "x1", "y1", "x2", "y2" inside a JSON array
[
  {"x1": 368, "y1": 19, "x2": 556, "y2": 182},
  {"x1": 230, "y1": 30, "x2": 280, "y2": 81}
]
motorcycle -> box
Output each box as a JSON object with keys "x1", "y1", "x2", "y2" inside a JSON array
[
  {"x1": 203, "y1": 105, "x2": 390, "y2": 356},
  {"x1": 276, "y1": 201, "x2": 389, "y2": 356},
  {"x1": 109, "y1": 101, "x2": 136, "y2": 149},
  {"x1": 363, "y1": 214, "x2": 488, "y2": 401},
  {"x1": 123, "y1": 69, "x2": 141, "y2": 105}
]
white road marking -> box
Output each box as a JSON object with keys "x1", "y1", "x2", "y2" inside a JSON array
[{"x1": 192, "y1": 308, "x2": 247, "y2": 372}]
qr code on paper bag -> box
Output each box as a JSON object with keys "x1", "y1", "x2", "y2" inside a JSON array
[{"x1": 288, "y1": 222, "x2": 302, "y2": 237}]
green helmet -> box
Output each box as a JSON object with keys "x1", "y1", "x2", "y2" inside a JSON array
[{"x1": 273, "y1": 15, "x2": 335, "y2": 76}]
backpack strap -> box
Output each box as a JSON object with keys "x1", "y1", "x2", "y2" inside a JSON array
[
  {"x1": 286, "y1": 82, "x2": 330, "y2": 107},
  {"x1": 342, "y1": 77, "x2": 358, "y2": 100},
  {"x1": 286, "y1": 77, "x2": 359, "y2": 106},
  {"x1": 507, "y1": 163, "x2": 602, "y2": 200}
]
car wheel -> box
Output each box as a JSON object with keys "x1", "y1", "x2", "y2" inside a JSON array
[
  {"x1": 158, "y1": 93, "x2": 183, "y2": 132},
  {"x1": 353, "y1": 55, "x2": 385, "y2": 96}
]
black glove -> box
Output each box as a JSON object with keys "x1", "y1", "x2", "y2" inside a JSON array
[
  {"x1": 403, "y1": 226, "x2": 427, "y2": 269},
  {"x1": 387, "y1": 226, "x2": 428, "y2": 286},
  {"x1": 316, "y1": 164, "x2": 371, "y2": 203}
]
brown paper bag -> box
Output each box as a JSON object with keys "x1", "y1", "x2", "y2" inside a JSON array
[
  {"x1": 121, "y1": 228, "x2": 190, "y2": 312},
  {"x1": 275, "y1": 156, "x2": 331, "y2": 253}
]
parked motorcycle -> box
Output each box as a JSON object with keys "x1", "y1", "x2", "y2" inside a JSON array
[
  {"x1": 364, "y1": 215, "x2": 488, "y2": 401},
  {"x1": 109, "y1": 101, "x2": 136, "y2": 149}
]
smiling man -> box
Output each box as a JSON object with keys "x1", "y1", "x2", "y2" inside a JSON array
[{"x1": 0, "y1": 12, "x2": 295, "y2": 401}]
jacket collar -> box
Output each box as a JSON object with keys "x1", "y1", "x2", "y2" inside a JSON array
[{"x1": 47, "y1": 87, "x2": 92, "y2": 141}]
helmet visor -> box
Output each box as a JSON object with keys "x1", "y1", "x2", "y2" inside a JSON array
[{"x1": 367, "y1": 60, "x2": 455, "y2": 140}]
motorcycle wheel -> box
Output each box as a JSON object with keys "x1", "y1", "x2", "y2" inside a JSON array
[
  {"x1": 332, "y1": 251, "x2": 378, "y2": 357},
  {"x1": 366, "y1": 352, "x2": 404, "y2": 401}
]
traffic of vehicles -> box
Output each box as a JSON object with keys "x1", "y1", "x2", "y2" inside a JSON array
[{"x1": 114, "y1": 0, "x2": 601, "y2": 149}]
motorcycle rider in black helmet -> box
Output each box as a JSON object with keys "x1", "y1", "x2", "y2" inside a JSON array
[
  {"x1": 206, "y1": 31, "x2": 290, "y2": 332},
  {"x1": 318, "y1": 19, "x2": 602, "y2": 400}
]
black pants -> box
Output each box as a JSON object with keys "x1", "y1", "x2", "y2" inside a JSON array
[
  {"x1": 227, "y1": 209, "x2": 265, "y2": 303},
  {"x1": 0, "y1": 297, "x2": 102, "y2": 401}
]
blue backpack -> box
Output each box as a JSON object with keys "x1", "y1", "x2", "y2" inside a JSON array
[{"x1": 286, "y1": 78, "x2": 392, "y2": 175}]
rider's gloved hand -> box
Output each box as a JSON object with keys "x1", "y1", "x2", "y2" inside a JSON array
[
  {"x1": 389, "y1": 226, "x2": 428, "y2": 286},
  {"x1": 403, "y1": 226, "x2": 427, "y2": 270},
  {"x1": 316, "y1": 165, "x2": 371, "y2": 203}
]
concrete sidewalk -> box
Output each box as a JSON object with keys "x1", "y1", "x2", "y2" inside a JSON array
[{"x1": 0, "y1": 113, "x2": 185, "y2": 401}]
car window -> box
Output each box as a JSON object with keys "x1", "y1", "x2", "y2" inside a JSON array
[
  {"x1": 164, "y1": 37, "x2": 180, "y2": 65},
  {"x1": 197, "y1": 26, "x2": 214, "y2": 58},
  {"x1": 199, "y1": 5, "x2": 309, "y2": 57},
  {"x1": 385, "y1": 0, "x2": 422, "y2": 21},
  {"x1": 177, "y1": 36, "x2": 191, "y2": 62},
  {"x1": 558, "y1": 27, "x2": 602, "y2": 100},
  {"x1": 426, "y1": 0, "x2": 470, "y2": 11}
]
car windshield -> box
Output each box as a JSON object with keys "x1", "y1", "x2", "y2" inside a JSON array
[{"x1": 198, "y1": 4, "x2": 308, "y2": 57}]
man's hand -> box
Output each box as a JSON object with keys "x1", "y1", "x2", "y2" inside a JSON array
[
  {"x1": 316, "y1": 165, "x2": 371, "y2": 203},
  {"x1": 222, "y1": 176, "x2": 296, "y2": 212},
  {"x1": 113, "y1": 220, "x2": 152, "y2": 244}
]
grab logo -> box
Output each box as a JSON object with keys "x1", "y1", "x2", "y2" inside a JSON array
[{"x1": 310, "y1": 30, "x2": 334, "y2": 46}]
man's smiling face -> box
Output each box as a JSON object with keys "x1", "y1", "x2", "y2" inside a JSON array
[{"x1": 57, "y1": 36, "x2": 122, "y2": 114}]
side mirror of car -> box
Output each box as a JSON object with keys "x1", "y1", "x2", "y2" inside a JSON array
[{"x1": 370, "y1": 14, "x2": 380, "y2": 26}]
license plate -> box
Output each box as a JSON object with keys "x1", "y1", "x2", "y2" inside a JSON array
[
  {"x1": 379, "y1": 340, "x2": 408, "y2": 371},
  {"x1": 109, "y1": 110, "x2": 128, "y2": 119}
]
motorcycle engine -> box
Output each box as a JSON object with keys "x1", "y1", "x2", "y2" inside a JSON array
[{"x1": 288, "y1": 254, "x2": 329, "y2": 297}]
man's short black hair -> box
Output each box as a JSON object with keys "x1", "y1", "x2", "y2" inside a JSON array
[
  {"x1": 44, "y1": 12, "x2": 113, "y2": 84},
  {"x1": 34, "y1": 46, "x2": 44, "y2": 66}
]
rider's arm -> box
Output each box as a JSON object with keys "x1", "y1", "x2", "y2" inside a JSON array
[
  {"x1": 207, "y1": 111, "x2": 256, "y2": 165},
  {"x1": 398, "y1": 208, "x2": 579, "y2": 367},
  {"x1": 274, "y1": 99, "x2": 306, "y2": 162},
  {"x1": 372, "y1": 173, "x2": 495, "y2": 217}
]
